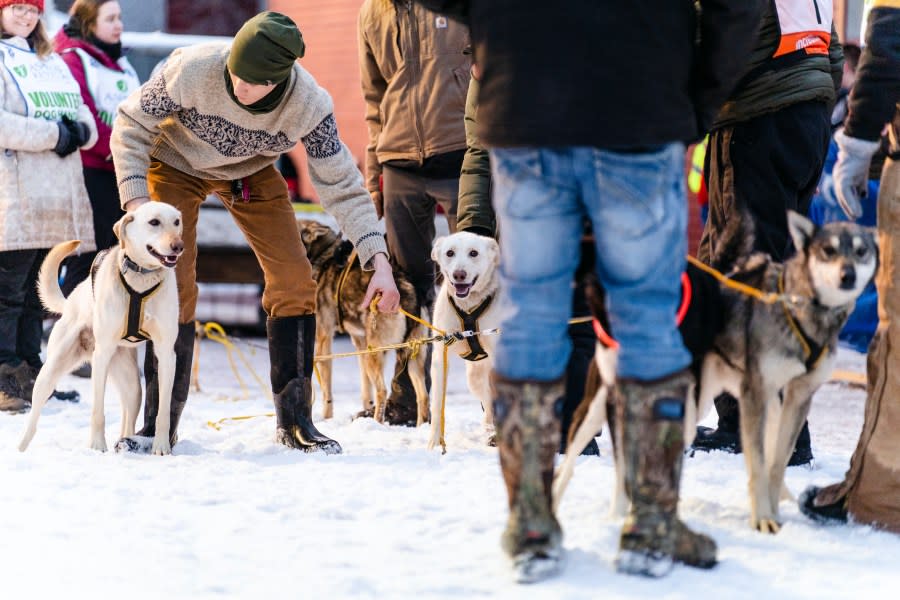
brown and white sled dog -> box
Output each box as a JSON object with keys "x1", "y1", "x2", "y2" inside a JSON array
[
  {"x1": 297, "y1": 219, "x2": 428, "y2": 423},
  {"x1": 555, "y1": 212, "x2": 877, "y2": 533},
  {"x1": 19, "y1": 202, "x2": 184, "y2": 455},
  {"x1": 428, "y1": 231, "x2": 501, "y2": 450}
]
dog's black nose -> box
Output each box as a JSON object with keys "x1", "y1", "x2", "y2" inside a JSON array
[
  {"x1": 453, "y1": 269, "x2": 467, "y2": 282},
  {"x1": 840, "y1": 265, "x2": 856, "y2": 289},
  {"x1": 172, "y1": 240, "x2": 184, "y2": 255}
]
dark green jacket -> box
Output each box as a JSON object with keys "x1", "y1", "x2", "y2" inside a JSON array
[
  {"x1": 456, "y1": 75, "x2": 495, "y2": 236},
  {"x1": 713, "y1": 1, "x2": 843, "y2": 130}
]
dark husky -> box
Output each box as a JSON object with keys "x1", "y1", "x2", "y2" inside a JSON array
[
  {"x1": 555, "y1": 211, "x2": 878, "y2": 533},
  {"x1": 297, "y1": 219, "x2": 428, "y2": 423}
]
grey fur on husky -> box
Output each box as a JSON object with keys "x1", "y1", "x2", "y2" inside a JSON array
[
  {"x1": 555, "y1": 211, "x2": 878, "y2": 533},
  {"x1": 297, "y1": 219, "x2": 428, "y2": 422}
]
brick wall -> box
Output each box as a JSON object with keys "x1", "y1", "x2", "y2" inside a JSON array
[{"x1": 268, "y1": 1, "x2": 367, "y2": 201}]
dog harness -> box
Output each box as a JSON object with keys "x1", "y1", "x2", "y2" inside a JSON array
[
  {"x1": 334, "y1": 247, "x2": 359, "y2": 328},
  {"x1": 778, "y1": 272, "x2": 828, "y2": 371},
  {"x1": 450, "y1": 293, "x2": 494, "y2": 361},
  {"x1": 90, "y1": 250, "x2": 162, "y2": 343},
  {"x1": 593, "y1": 272, "x2": 692, "y2": 350}
]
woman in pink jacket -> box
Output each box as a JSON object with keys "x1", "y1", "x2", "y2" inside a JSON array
[{"x1": 55, "y1": 0, "x2": 139, "y2": 296}]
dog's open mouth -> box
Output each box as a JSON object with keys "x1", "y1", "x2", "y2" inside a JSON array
[
  {"x1": 453, "y1": 276, "x2": 477, "y2": 298},
  {"x1": 148, "y1": 245, "x2": 180, "y2": 268}
]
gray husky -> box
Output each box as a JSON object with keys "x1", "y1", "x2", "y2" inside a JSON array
[{"x1": 556, "y1": 211, "x2": 877, "y2": 534}]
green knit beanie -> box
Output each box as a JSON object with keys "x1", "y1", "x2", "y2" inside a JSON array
[{"x1": 227, "y1": 11, "x2": 305, "y2": 85}]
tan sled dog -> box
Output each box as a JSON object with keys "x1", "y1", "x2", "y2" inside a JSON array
[
  {"x1": 428, "y1": 232, "x2": 502, "y2": 449},
  {"x1": 19, "y1": 202, "x2": 184, "y2": 455}
]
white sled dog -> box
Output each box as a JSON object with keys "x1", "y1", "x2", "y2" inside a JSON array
[
  {"x1": 19, "y1": 202, "x2": 184, "y2": 455},
  {"x1": 554, "y1": 212, "x2": 877, "y2": 533},
  {"x1": 428, "y1": 232, "x2": 502, "y2": 449}
]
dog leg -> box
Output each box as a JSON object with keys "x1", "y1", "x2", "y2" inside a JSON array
[
  {"x1": 767, "y1": 382, "x2": 816, "y2": 515},
  {"x1": 89, "y1": 346, "x2": 117, "y2": 452},
  {"x1": 151, "y1": 345, "x2": 176, "y2": 456},
  {"x1": 552, "y1": 383, "x2": 608, "y2": 512},
  {"x1": 19, "y1": 328, "x2": 85, "y2": 451},
  {"x1": 315, "y1": 328, "x2": 335, "y2": 420},
  {"x1": 110, "y1": 348, "x2": 141, "y2": 439},
  {"x1": 406, "y1": 347, "x2": 429, "y2": 427},
  {"x1": 427, "y1": 346, "x2": 448, "y2": 450},
  {"x1": 468, "y1": 362, "x2": 495, "y2": 444},
  {"x1": 738, "y1": 374, "x2": 780, "y2": 533},
  {"x1": 361, "y1": 339, "x2": 387, "y2": 424}
]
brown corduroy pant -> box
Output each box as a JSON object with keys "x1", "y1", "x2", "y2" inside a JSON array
[{"x1": 147, "y1": 160, "x2": 316, "y2": 324}]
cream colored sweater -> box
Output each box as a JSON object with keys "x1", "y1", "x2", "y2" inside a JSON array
[{"x1": 111, "y1": 43, "x2": 386, "y2": 265}]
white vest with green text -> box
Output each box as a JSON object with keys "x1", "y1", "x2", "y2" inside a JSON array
[
  {"x1": 63, "y1": 47, "x2": 140, "y2": 127},
  {"x1": 0, "y1": 39, "x2": 82, "y2": 120}
]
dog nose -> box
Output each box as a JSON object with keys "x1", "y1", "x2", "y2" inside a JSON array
[
  {"x1": 452, "y1": 269, "x2": 467, "y2": 282},
  {"x1": 840, "y1": 265, "x2": 856, "y2": 290},
  {"x1": 172, "y1": 240, "x2": 184, "y2": 255}
]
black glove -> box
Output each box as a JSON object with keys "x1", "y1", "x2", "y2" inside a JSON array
[
  {"x1": 62, "y1": 115, "x2": 91, "y2": 147},
  {"x1": 53, "y1": 119, "x2": 79, "y2": 157}
]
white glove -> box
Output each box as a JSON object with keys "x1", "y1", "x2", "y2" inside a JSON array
[{"x1": 833, "y1": 129, "x2": 880, "y2": 220}]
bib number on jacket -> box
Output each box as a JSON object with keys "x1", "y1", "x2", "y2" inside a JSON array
[
  {"x1": 1, "y1": 41, "x2": 82, "y2": 120},
  {"x1": 773, "y1": 0, "x2": 833, "y2": 58}
]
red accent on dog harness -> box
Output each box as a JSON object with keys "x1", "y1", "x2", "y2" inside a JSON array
[{"x1": 592, "y1": 272, "x2": 692, "y2": 349}]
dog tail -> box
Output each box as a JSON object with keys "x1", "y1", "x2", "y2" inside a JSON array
[{"x1": 38, "y1": 240, "x2": 81, "y2": 315}]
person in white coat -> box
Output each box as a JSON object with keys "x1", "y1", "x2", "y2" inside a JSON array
[{"x1": 0, "y1": 0, "x2": 97, "y2": 412}]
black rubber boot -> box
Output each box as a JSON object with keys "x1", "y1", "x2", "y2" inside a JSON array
[
  {"x1": 787, "y1": 421, "x2": 814, "y2": 467},
  {"x1": 798, "y1": 485, "x2": 848, "y2": 524},
  {"x1": 115, "y1": 323, "x2": 195, "y2": 453},
  {"x1": 268, "y1": 315, "x2": 341, "y2": 454}
]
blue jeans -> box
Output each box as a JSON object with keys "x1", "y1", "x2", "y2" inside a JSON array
[{"x1": 490, "y1": 145, "x2": 690, "y2": 381}]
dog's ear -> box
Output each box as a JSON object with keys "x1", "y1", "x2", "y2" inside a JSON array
[
  {"x1": 431, "y1": 236, "x2": 446, "y2": 261},
  {"x1": 113, "y1": 213, "x2": 135, "y2": 249},
  {"x1": 787, "y1": 210, "x2": 815, "y2": 253},
  {"x1": 486, "y1": 237, "x2": 500, "y2": 265}
]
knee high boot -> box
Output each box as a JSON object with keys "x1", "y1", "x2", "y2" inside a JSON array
[
  {"x1": 493, "y1": 375, "x2": 565, "y2": 583},
  {"x1": 115, "y1": 323, "x2": 195, "y2": 453},
  {"x1": 615, "y1": 370, "x2": 717, "y2": 578},
  {"x1": 268, "y1": 315, "x2": 341, "y2": 454}
]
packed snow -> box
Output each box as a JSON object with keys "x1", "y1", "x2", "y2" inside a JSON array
[{"x1": 1, "y1": 330, "x2": 897, "y2": 599}]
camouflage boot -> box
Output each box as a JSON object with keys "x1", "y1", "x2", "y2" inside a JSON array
[
  {"x1": 493, "y1": 375, "x2": 565, "y2": 583},
  {"x1": 615, "y1": 370, "x2": 717, "y2": 577}
]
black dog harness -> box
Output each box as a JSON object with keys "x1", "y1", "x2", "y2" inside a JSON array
[
  {"x1": 90, "y1": 250, "x2": 162, "y2": 343},
  {"x1": 450, "y1": 293, "x2": 494, "y2": 361},
  {"x1": 778, "y1": 272, "x2": 828, "y2": 371}
]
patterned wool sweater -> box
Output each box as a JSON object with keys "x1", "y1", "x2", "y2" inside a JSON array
[{"x1": 110, "y1": 43, "x2": 386, "y2": 265}]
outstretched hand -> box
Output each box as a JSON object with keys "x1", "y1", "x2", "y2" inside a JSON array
[{"x1": 361, "y1": 253, "x2": 400, "y2": 313}]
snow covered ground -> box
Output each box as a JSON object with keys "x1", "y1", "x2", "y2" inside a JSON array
[{"x1": 1, "y1": 333, "x2": 897, "y2": 599}]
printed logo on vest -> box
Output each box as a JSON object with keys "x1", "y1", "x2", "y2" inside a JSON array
[{"x1": 12, "y1": 65, "x2": 27, "y2": 78}]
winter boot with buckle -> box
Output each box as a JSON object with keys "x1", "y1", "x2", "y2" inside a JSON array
[
  {"x1": 615, "y1": 370, "x2": 717, "y2": 578},
  {"x1": 268, "y1": 315, "x2": 341, "y2": 454},
  {"x1": 494, "y1": 375, "x2": 565, "y2": 583},
  {"x1": 115, "y1": 323, "x2": 195, "y2": 453}
]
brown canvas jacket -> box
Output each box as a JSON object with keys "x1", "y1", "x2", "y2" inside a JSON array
[{"x1": 358, "y1": 0, "x2": 470, "y2": 194}]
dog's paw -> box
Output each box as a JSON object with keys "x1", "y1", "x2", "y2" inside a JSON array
[
  {"x1": 151, "y1": 438, "x2": 172, "y2": 456},
  {"x1": 753, "y1": 518, "x2": 782, "y2": 534},
  {"x1": 90, "y1": 437, "x2": 108, "y2": 453},
  {"x1": 114, "y1": 435, "x2": 153, "y2": 454}
]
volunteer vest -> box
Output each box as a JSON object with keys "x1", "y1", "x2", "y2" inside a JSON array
[
  {"x1": 64, "y1": 47, "x2": 140, "y2": 127},
  {"x1": 0, "y1": 39, "x2": 82, "y2": 121},
  {"x1": 773, "y1": 0, "x2": 833, "y2": 58}
]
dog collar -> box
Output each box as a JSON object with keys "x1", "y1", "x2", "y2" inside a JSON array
[
  {"x1": 450, "y1": 293, "x2": 493, "y2": 362},
  {"x1": 122, "y1": 254, "x2": 162, "y2": 275},
  {"x1": 778, "y1": 272, "x2": 827, "y2": 371}
]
